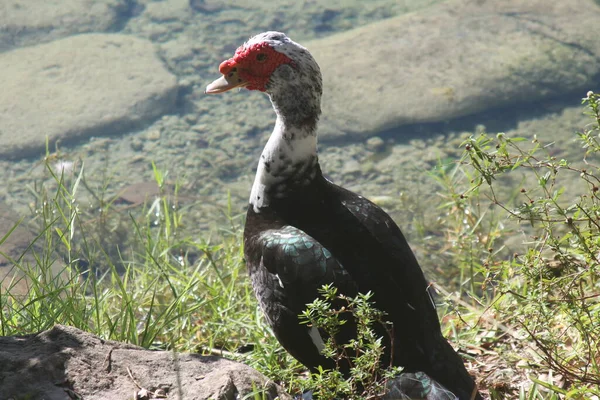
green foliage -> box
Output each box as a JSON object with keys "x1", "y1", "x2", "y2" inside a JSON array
[
  {"x1": 299, "y1": 285, "x2": 403, "y2": 400},
  {"x1": 0, "y1": 158, "x2": 270, "y2": 355},
  {"x1": 446, "y1": 91, "x2": 600, "y2": 397},
  {"x1": 0, "y1": 153, "x2": 302, "y2": 396}
]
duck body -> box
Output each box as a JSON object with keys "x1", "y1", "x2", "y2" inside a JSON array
[
  {"x1": 244, "y1": 171, "x2": 473, "y2": 399},
  {"x1": 206, "y1": 31, "x2": 481, "y2": 400}
]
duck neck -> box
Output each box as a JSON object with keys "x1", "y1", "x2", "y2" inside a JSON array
[{"x1": 249, "y1": 89, "x2": 322, "y2": 213}]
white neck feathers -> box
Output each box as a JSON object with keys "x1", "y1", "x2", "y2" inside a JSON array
[{"x1": 250, "y1": 116, "x2": 317, "y2": 212}]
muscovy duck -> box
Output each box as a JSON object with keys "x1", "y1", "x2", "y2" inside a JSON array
[{"x1": 206, "y1": 31, "x2": 481, "y2": 400}]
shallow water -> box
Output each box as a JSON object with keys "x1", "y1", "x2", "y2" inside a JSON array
[{"x1": 0, "y1": 0, "x2": 596, "y2": 283}]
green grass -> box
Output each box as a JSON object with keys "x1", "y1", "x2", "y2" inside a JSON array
[{"x1": 2, "y1": 91, "x2": 600, "y2": 399}]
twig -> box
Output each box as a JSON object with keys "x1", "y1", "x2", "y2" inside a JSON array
[
  {"x1": 126, "y1": 367, "x2": 169, "y2": 399},
  {"x1": 103, "y1": 348, "x2": 114, "y2": 373},
  {"x1": 126, "y1": 366, "x2": 143, "y2": 390}
]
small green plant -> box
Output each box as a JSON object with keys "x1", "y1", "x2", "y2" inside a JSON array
[{"x1": 298, "y1": 285, "x2": 402, "y2": 399}]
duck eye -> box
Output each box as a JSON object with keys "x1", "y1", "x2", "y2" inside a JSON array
[{"x1": 256, "y1": 53, "x2": 267, "y2": 62}]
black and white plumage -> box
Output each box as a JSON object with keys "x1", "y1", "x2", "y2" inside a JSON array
[{"x1": 206, "y1": 32, "x2": 481, "y2": 400}]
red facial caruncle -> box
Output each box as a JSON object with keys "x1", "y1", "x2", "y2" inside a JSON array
[{"x1": 206, "y1": 42, "x2": 292, "y2": 94}]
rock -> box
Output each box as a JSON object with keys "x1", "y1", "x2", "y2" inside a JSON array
[
  {"x1": 189, "y1": 0, "x2": 224, "y2": 13},
  {"x1": 144, "y1": 0, "x2": 191, "y2": 22},
  {"x1": 368, "y1": 195, "x2": 397, "y2": 209},
  {"x1": 0, "y1": 325, "x2": 292, "y2": 400},
  {"x1": 341, "y1": 159, "x2": 361, "y2": 176},
  {"x1": 130, "y1": 138, "x2": 144, "y2": 152},
  {"x1": 0, "y1": 0, "x2": 129, "y2": 52},
  {"x1": 308, "y1": 0, "x2": 600, "y2": 139},
  {"x1": 147, "y1": 130, "x2": 162, "y2": 141},
  {"x1": 0, "y1": 34, "x2": 178, "y2": 159},
  {"x1": 365, "y1": 136, "x2": 386, "y2": 152},
  {"x1": 114, "y1": 182, "x2": 163, "y2": 205}
]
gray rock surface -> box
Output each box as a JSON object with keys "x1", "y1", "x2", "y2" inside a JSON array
[
  {"x1": 0, "y1": 325, "x2": 291, "y2": 400},
  {"x1": 0, "y1": 0, "x2": 129, "y2": 52},
  {"x1": 0, "y1": 33, "x2": 178, "y2": 159},
  {"x1": 309, "y1": 0, "x2": 600, "y2": 139}
]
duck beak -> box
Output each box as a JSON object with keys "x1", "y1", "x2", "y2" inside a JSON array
[
  {"x1": 205, "y1": 60, "x2": 248, "y2": 94},
  {"x1": 205, "y1": 74, "x2": 248, "y2": 94}
]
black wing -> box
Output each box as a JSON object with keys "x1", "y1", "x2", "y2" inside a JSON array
[
  {"x1": 259, "y1": 225, "x2": 352, "y2": 297},
  {"x1": 247, "y1": 223, "x2": 357, "y2": 371}
]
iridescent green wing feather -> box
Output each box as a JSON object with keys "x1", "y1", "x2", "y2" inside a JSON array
[{"x1": 259, "y1": 225, "x2": 354, "y2": 297}]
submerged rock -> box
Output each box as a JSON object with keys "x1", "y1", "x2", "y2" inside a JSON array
[
  {"x1": 0, "y1": 0, "x2": 130, "y2": 51},
  {"x1": 114, "y1": 182, "x2": 163, "y2": 205},
  {"x1": 0, "y1": 33, "x2": 178, "y2": 159},
  {"x1": 310, "y1": 0, "x2": 600, "y2": 139}
]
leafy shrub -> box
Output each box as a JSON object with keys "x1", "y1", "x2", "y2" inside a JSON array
[
  {"x1": 299, "y1": 285, "x2": 402, "y2": 399},
  {"x1": 450, "y1": 91, "x2": 600, "y2": 397}
]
